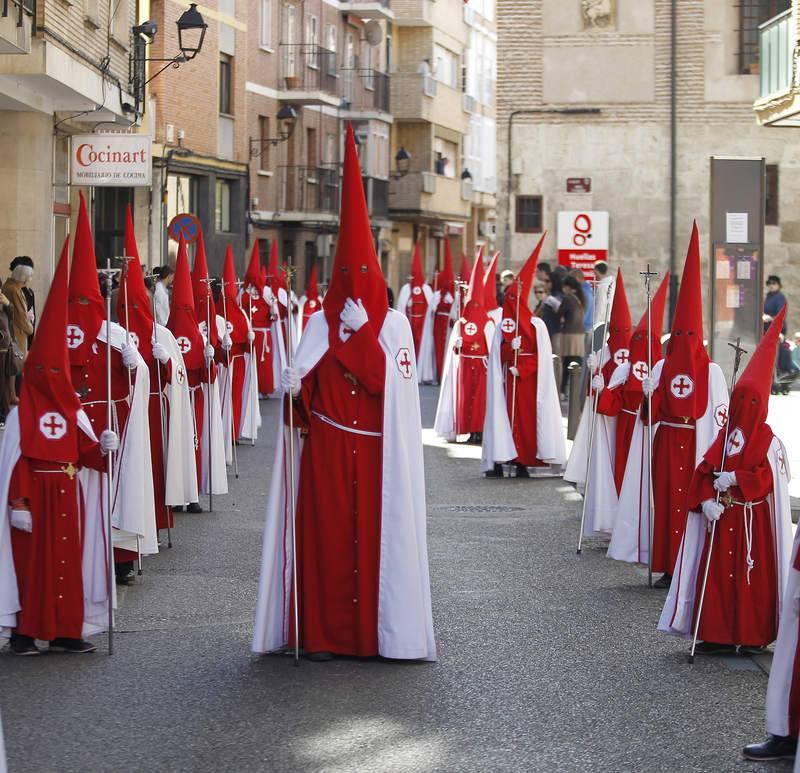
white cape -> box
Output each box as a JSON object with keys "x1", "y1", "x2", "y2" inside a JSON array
[
  {"x1": 252, "y1": 310, "x2": 436, "y2": 661},
  {"x1": 416, "y1": 290, "x2": 439, "y2": 384},
  {"x1": 659, "y1": 435, "x2": 793, "y2": 638},
  {"x1": 481, "y1": 317, "x2": 566, "y2": 472}
]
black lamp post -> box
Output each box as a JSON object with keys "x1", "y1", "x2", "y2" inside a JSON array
[
  {"x1": 391, "y1": 146, "x2": 411, "y2": 179},
  {"x1": 249, "y1": 104, "x2": 298, "y2": 157},
  {"x1": 176, "y1": 3, "x2": 208, "y2": 61}
]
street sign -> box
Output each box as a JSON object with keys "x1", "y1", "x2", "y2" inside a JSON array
[
  {"x1": 566, "y1": 177, "x2": 591, "y2": 193},
  {"x1": 168, "y1": 213, "x2": 202, "y2": 244},
  {"x1": 557, "y1": 211, "x2": 609, "y2": 277},
  {"x1": 71, "y1": 134, "x2": 151, "y2": 187}
]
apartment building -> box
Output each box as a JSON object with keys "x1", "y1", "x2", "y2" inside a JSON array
[{"x1": 497, "y1": 0, "x2": 799, "y2": 333}]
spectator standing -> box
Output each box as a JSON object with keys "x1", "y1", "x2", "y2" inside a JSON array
[
  {"x1": 154, "y1": 264, "x2": 174, "y2": 326},
  {"x1": 537, "y1": 267, "x2": 563, "y2": 349},
  {"x1": 9, "y1": 256, "x2": 35, "y2": 348},
  {"x1": 532, "y1": 283, "x2": 546, "y2": 314},
  {"x1": 763, "y1": 274, "x2": 787, "y2": 333},
  {"x1": 499, "y1": 269, "x2": 515, "y2": 306},
  {"x1": 592, "y1": 260, "x2": 615, "y2": 349},
  {"x1": 558, "y1": 274, "x2": 586, "y2": 397},
  {"x1": 2, "y1": 258, "x2": 34, "y2": 362},
  {"x1": 536, "y1": 262, "x2": 551, "y2": 284},
  {"x1": 0, "y1": 282, "x2": 16, "y2": 424}
]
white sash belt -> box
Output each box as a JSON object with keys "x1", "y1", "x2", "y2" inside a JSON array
[{"x1": 311, "y1": 410, "x2": 381, "y2": 438}]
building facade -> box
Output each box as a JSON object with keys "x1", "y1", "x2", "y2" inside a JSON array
[{"x1": 497, "y1": 0, "x2": 799, "y2": 334}]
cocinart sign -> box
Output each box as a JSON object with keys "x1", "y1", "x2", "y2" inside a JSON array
[{"x1": 71, "y1": 134, "x2": 151, "y2": 187}]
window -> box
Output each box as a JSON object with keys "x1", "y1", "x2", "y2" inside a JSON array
[
  {"x1": 327, "y1": 24, "x2": 337, "y2": 54},
  {"x1": 433, "y1": 137, "x2": 457, "y2": 178},
  {"x1": 306, "y1": 128, "x2": 317, "y2": 168},
  {"x1": 216, "y1": 179, "x2": 232, "y2": 232},
  {"x1": 258, "y1": 116, "x2": 271, "y2": 171},
  {"x1": 766, "y1": 164, "x2": 779, "y2": 226},
  {"x1": 434, "y1": 44, "x2": 459, "y2": 89},
  {"x1": 219, "y1": 55, "x2": 232, "y2": 114},
  {"x1": 306, "y1": 15, "x2": 319, "y2": 67},
  {"x1": 325, "y1": 132, "x2": 337, "y2": 166},
  {"x1": 515, "y1": 195, "x2": 542, "y2": 233},
  {"x1": 739, "y1": 0, "x2": 790, "y2": 74},
  {"x1": 259, "y1": 0, "x2": 272, "y2": 48}
]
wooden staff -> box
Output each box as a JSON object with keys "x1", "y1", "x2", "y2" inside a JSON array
[{"x1": 640, "y1": 264, "x2": 658, "y2": 587}]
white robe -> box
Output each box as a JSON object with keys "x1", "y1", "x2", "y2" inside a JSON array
[
  {"x1": 659, "y1": 435, "x2": 793, "y2": 639},
  {"x1": 252, "y1": 309, "x2": 436, "y2": 661},
  {"x1": 480, "y1": 317, "x2": 566, "y2": 472},
  {"x1": 416, "y1": 290, "x2": 440, "y2": 384},
  {"x1": 433, "y1": 317, "x2": 495, "y2": 443},
  {"x1": 608, "y1": 360, "x2": 728, "y2": 565},
  {"x1": 1, "y1": 409, "x2": 113, "y2": 639},
  {"x1": 196, "y1": 322, "x2": 228, "y2": 496},
  {"x1": 265, "y1": 287, "x2": 289, "y2": 399}
]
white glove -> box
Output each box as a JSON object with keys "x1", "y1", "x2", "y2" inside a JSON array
[
  {"x1": 642, "y1": 376, "x2": 657, "y2": 396},
  {"x1": 587, "y1": 352, "x2": 599, "y2": 372},
  {"x1": 592, "y1": 374, "x2": 604, "y2": 391},
  {"x1": 100, "y1": 429, "x2": 119, "y2": 454},
  {"x1": 121, "y1": 343, "x2": 138, "y2": 369},
  {"x1": 205, "y1": 344, "x2": 215, "y2": 363},
  {"x1": 444, "y1": 292, "x2": 454, "y2": 305},
  {"x1": 222, "y1": 334, "x2": 233, "y2": 351},
  {"x1": 453, "y1": 336, "x2": 463, "y2": 351},
  {"x1": 713, "y1": 471, "x2": 737, "y2": 493},
  {"x1": 270, "y1": 300, "x2": 280, "y2": 320},
  {"x1": 152, "y1": 342, "x2": 170, "y2": 364},
  {"x1": 247, "y1": 330, "x2": 255, "y2": 343},
  {"x1": 281, "y1": 367, "x2": 301, "y2": 397},
  {"x1": 509, "y1": 366, "x2": 519, "y2": 378},
  {"x1": 10, "y1": 509, "x2": 32, "y2": 533},
  {"x1": 511, "y1": 336, "x2": 522, "y2": 351},
  {"x1": 340, "y1": 297, "x2": 368, "y2": 333},
  {"x1": 702, "y1": 499, "x2": 724, "y2": 524}
]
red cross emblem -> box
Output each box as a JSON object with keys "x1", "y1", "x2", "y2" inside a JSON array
[
  {"x1": 225, "y1": 320, "x2": 234, "y2": 335},
  {"x1": 66, "y1": 324, "x2": 85, "y2": 349},
  {"x1": 396, "y1": 347, "x2": 413, "y2": 379},
  {"x1": 670, "y1": 374, "x2": 694, "y2": 398},
  {"x1": 726, "y1": 427, "x2": 745, "y2": 457},
  {"x1": 176, "y1": 336, "x2": 192, "y2": 354},
  {"x1": 614, "y1": 348, "x2": 630, "y2": 366},
  {"x1": 464, "y1": 322, "x2": 478, "y2": 337},
  {"x1": 308, "y1": 300, "x2": 317, "y2": 310},
  {"x1": 39, "y1": 411, "x2": 67, "y2": 440},
  {"x1": 714, "y1": 404, "x2": 728, "y2": 428},
  {"x1": 632, "y1": 361, "x2": 649, "y2": 381},
  {"x1": 128, "y1": 332, "x2": 140, "y2": 350},
  {"x1": 501, "y1": 317, "x2": 516, "y2": 334},
  {"x1": 412, "y1": 286, "x2": 422, "y2": 296},
  {"x1": 176, "y1": 366, "x2": 186, "y2": 385}
]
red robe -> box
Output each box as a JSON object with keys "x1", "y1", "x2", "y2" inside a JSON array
[
  {"x1": 248, "y1": 295, "x2": 274, "y2": 395},
  {"x1": 187, "y1": 365, "x2": 207, "y2": 486},
  {"x1": 790, "y1": 550, "x2": 800, "y2": 735},
  {"x1": 499, "y1": 333, "x2": 546, "y2": 467},
  {"x1": 218, "y1": 341, "x2": 248, "y2": 439},
  {"x1": 456, "y1": 324, "x2": 488, "y2": 435},
  {"x1": 433, "y1": 297, "x2": 454, "y2": 381},
  {"x1": 405, "y1": 287, "x2": 428, "y2": 354},
  {"x1": 9, "y1": 433, "x2": 105, "y2": 641},
  {"x1": 687, "y1": 445, "x2": 778, "y2": 647},
  {"x1": 147, "y1": 357, "x2": 173, "y2": 531},
  {"x1": 596, "y1": 386, "x2": 641, "y2": 495},
  {"x1": 289, "y1": 325, "x2": 385, "y2": 656}
]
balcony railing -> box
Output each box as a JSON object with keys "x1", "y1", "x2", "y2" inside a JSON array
[
  {"x1": 279, "y1": 165, "x2": 339, "y2": 216},
  {"x1": 2, "y1": 0, "x2": 34, "y2": 29},
  {"x1": 341, "y1": 69, "x2": 390, "y2": 112},
  {"x1": 280, "y1": 44, "x2": 339, "y2": 96},
  {"x1": 759, "y1": 9, "x2": 793, "y2": 98}
]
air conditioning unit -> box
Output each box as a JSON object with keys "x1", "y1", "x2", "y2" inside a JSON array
[
  {"x1": 165, "y1": 123, "x2": 175, "y2": 144},
  {"x1": 462, "y1": 94, "x2": 476, "y2": 114},
  {"x1": 422, "y1": 172, "x2": 436, "y2": 194}
]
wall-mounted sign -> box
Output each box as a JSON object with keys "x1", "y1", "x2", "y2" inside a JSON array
[
  {"x1": 557, "y1": 211, "x2": 609, "y2": 277},
  {"x1": 566, "y1": 177, "x2": 591, "y2": 193},
  {"x1": 168, "y1": 213, "x2": 202, "y2": 244},
  {"x1": 71, "y1": 134, "x2": 151, "y2": 187}
]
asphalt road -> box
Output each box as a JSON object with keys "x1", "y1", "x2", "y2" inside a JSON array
[{"x1": 0, "y1": 387, "x2": 787, "y2": 773}]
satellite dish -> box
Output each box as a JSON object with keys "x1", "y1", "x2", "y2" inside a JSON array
[{"x1": 364, "y1": 20, "x2": 383, "y2": 47}]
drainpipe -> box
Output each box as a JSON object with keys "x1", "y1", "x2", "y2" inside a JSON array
[
  {"x1": 668, "y1": 0, "x2": 678, "y2": 323},
  {"x1": 504, "y1": 108, "x2": 601, "y2": 265}
]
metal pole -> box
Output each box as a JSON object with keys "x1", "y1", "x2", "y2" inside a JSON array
[
  {"x1": 247, "y1": 291, "x2": 256, "y2": 446},
  {"x1": 284, "y1": 265, "x2": 300, "y2": 666},
  {"x1": 510, "y1": 277, "x2": 522, "y2": 427},
  {"x1": 689, "y1": 338, "x2": 747, "y2": 663},
  {"x1": 220, "y1": 284, "x2": 239, "y2": 480},
  {"x1": 102, "y1": 262, "x2": 116, "y2": 655},
  {"x1": 641, "y1": 264, "x2": 658, "y2": 587},
  {"x1": 202, "y1": 279, "x2": 214, "y2": 513},
  {"x1": 577, "y1": 281, "x2": 614, "y2": 555}
]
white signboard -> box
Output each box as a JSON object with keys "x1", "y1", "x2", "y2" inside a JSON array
[
  {"x1": 71, "y1": 134, "x2": 151, "y2": 187},
  {"x1": 725, "y1": 212, "x2": 749, "y2": 244},
  {"x1": 557, "y1": 211, "x2": 609, "y2": 251}
]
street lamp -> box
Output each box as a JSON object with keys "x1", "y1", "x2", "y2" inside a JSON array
[
  {"x1": 391, "y1": 146, "x2": 411, "y2": 179},
  {"x1": 176, "y1": 4, "x2": 208, "y2": 61},
  {"x1": 461, "y1": 168, "x2": 472, "y2": 180},
  {"x1": 249, "y1": 104, "x2": 298, "y2": 157}
]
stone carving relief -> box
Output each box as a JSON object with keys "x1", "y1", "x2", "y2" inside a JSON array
[{"x1": 581, "y1": 0, "x2": 615, "y2": 29}]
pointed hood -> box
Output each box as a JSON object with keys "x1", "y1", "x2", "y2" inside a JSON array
[
  {"x1": 482, "y1": 252, "x2": 500, "y2": 311},
  {"x1": 221, "y1": 245, "x2": 249, "y2": 343},
  {"x1": 167, "y1": 235, "x2": 205, "y2": 371},
  {"x1": 191, "y1": 231, "x2": 218, "y2": 347},
  {"x1": 464, "y1": 255, "x2": 486, "y2": 313},
  {"x1": 624, "y1": 272, "x2": 670, "y2": 396},
  {"x1": 67, "y1": 192, "x2": 105, "y2": 366},
  {"x1": 659, "y1": 222, "x2": 709, "y2": 418},
  {"x1": 260, "y1": 263, "x2": 268, "y2": 287},
  {"x1": 117, "y1": 205, "x2": 154, "y2": 361},
  {"x1": 324, "y1": 123, "x2": 388, "y2": 346},
  {"x1": 501, "y1": 234, "x2": 545, "y2": 344},
  {"x1": 244, "y1": 240, "x2": 264, "y2": 294},
  {"x1": 603, "y1": 268, "x2": 633, "y2": 379},
  {"x1": 267, "y1": 241, "x2": 288, "y2": 300},
  {"x1": 302, "y1": 264, "x2": 322, "y2": 318},
  {"x1": 461, "y1": 254, "x2": 490, "y2": 347},
  {"x1": 439, "y1": 240, "x2": 455, "y2": 297},
  {"x1": 20, "y1": 237, "x2": 82, "y2": 462},
  {"x1": 459, "y1": 252, "x2": 472, "y2": 283},
  {"x1": 410, "y1": 242, "x2": 425, "y2": 290}
]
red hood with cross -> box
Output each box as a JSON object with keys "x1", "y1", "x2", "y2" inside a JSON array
[
  {"x1": 220, "y1": 245, "x2": 249, "y2": 344},
  {"x1": 602, "y1": 268, "x2": 632, "y2": 381},
  {"x1": 623, "y1": 272, "x2": 669, "y2": 398},
  {"x1": 500, "y1": 234, "x2": 544, "y2": 347},
  {"x1": 167, "y1": 235, "x2": 206, "y2": 372},
  {"x1": 191, "y1": 231, "x2": 219, "y2": 347}
]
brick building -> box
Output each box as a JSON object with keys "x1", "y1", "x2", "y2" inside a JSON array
[{"x1": 497, "y1": 0, "x2": 800, "y2": 336}]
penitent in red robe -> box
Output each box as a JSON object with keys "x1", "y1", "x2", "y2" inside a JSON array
[
  {"x1": 406, "y1": 288, "x2": 428, "y2": 354},
  {"x1": 9, "y1": 433, "x2": 105, "y2": 641},
  {"x1": 687, "y1": 438, "x2": 778, "y2": 647},
  {"x1": 596, "y1": 386, "x2": 641, "y2": 495},
  {"x1": 456, "y1": 324, "x2": 488, "y2": 436},
  {"x1": 289, "y1": 324, "x2": 385, "y2": 656},
  {"x1": 433, "y1": 296, "x2": 454, "y2": 381},
  {"x1": 248, "y1": 295, "x2": 275, "y2": 395},
  {"x1": 147, "y1": 356, "x2": 173, "y2": 530}
]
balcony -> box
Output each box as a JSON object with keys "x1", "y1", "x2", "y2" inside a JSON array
[
  {"x1": 754, "y1": 8, "x2": 800, "y2": 126},
  {"x1": 391, "y1": 74, "x2": 468, "y2": 134},
  {"x1": 389, "y1": 170, "x2": 471, "y2": 223},
  {"x1": 278, "y1": 45, "x2": 340, "y2": 108},
  {"x1": 0, "y1": 0, "x2": 34, "y2": 54},
  {"x1": 364, "y1": 176, "x2": 389, "y2": 220},
  {"x1": 341, "y1": 69, "x2": 390, "y2": 115},
  {"x1": 277, "y1": 165, "x2": 339, "y2": 223},
  {"x1": 339, "y1": 0, "x2": 393, "y2": 21}
]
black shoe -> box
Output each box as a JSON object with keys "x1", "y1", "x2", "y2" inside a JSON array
[
  {"x1": 653, "y1": 573, "x2": 672, "y2": 589},
  {"x1": 49, "y1": 638, "x2": 97, "y2": 654},
  {"x1": 307, "y1": 651, "x2": 335, "y2": 662},
  {"x1": 9, "y1": 634, "x2": 40, "y2": 656},
  {"x1": 694, "y1": 641, "x2": 737, "y2": 656},
  {"x1": 186, "y1": 502, "x2": 203, "y2": 514},
  {"x1": 515, "y1": 464, "x2": 530, "y2": 479},
  {"x1": 173, "y1": 506, "x2": 184, "y2": 513},
  {"x1": 743, "y1": 735, "x2": 797, "y2": 761},
  {"x1": 485, "y1": 463, "x2": 504, "y2": 479}
]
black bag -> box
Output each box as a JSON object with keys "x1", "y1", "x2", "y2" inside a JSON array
[{"x1": 5, "y1": 340, "x2": 23, "y2": 377}]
